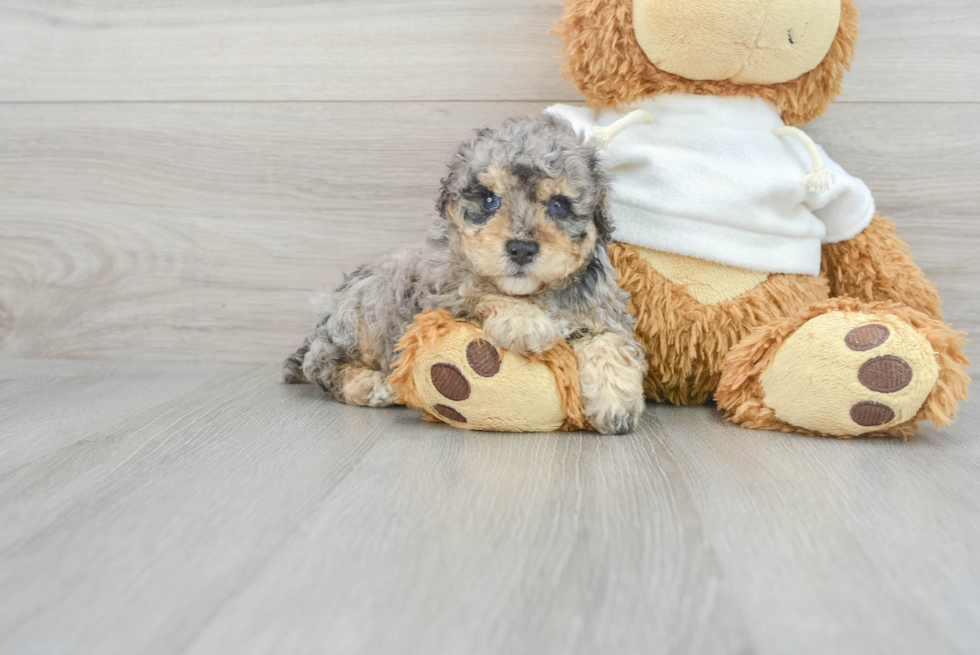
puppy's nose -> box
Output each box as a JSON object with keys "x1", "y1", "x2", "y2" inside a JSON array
[{"x1": 506, "y1": 240, "x2": 539, "y2": 266}]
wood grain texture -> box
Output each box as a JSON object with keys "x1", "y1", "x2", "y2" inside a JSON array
[
  {"x1": 843, "y1": 0, "x2": 980, "y2": 103},
  {"x1": 1, "y1": 0, "x2": 978, "y2": 103},
  {"x1": 1, "y1": 102, "x2": 977, "y2": 365},
  {"x1": 0, "y1": 0, "x2": 573, "y2": 103},
  {"x1": 0, "y1": 363, "x2": 394, "y2": 653},
  {"x1": 0, "y1": 360, "x2": 978, "y2": 654},
  {"x1": 650, "y1": 402, "x2": 980, "y2": 655},
  {"x1": 0, "y1": 101, "x2": 544, "y2": 362},
  {"x1": 184, "y1": 419, "x2": 749, "y2": 655},
  {"x1": 0, "y1": 358, "x2": 246, "y2": 474}
]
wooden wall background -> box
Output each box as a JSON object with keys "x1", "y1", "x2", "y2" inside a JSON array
[{"x1": 1, "y1": 0, "x2": 978, "y2": 366}]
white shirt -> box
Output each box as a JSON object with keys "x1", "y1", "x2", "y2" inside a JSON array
[{"x1": 547, "y1": 94, "x2": 876, "y2": 276}]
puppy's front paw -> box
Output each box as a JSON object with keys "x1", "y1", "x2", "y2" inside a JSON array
[
  {"x1": 481, "y1": 305, "x2": 561, "y2": 356},
  {"x1": 575, "y1": 332, "x2": 647, "y2": 435},
  {"x1": 588, "y1": 397, "x2": 644, "y2": 435}
]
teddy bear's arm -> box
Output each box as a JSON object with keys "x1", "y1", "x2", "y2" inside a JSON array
[{"x1": 821, "y1": 214, "x2": 944, "y2": 321}]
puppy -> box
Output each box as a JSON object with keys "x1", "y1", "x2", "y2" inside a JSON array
[{"x1": 283, "y1": 114, "x2": 647, "y2": 434}]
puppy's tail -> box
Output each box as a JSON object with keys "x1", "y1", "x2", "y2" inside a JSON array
[{"x1": 282, "y1": 339, "x2": 311, "y2": 384}]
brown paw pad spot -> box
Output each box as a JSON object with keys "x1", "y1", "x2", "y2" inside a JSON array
[
  {"x1": 845, "y1": 324, "x2": 890, "y2": 352},
  {"x1": 430, "y1": 363, "x2": 471, "y2": 401},
  {"x1": 851, "y1": 401, "x2": 896, "y2": 427},
  {"x1": 434, "y1": 404, "x2": 467, "y2": 424},
  {"x1": 466, "y1": 339, "x2": 501, "y2": 377},
  {"x1": 858, "y1": 355, "x2": 913, "y2": 393}
]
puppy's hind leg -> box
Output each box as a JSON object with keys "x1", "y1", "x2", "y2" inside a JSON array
[
  {"x1": 300, "y1": 331, "x2": 348, "y2": 401},
  {"x1": 573, "y1": 332, "x2": 647, "y2": 435},
  {"x1": 282, "y1": 339, "x2": 312, "y2": 384},
  {"x1": 302, "y1": 329, "x2": 397, "y2": 408}
]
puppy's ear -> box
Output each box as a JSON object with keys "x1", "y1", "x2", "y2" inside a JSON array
[
  {"x1": 438, "y1": 137, "x2": 478, "y2": 221},
  {"x1": 586, "y1": 147, "x2": 614, "y2": 244},
  {"x1": 593, "y1": 203, "x2": 614, "y2": 245},
  {"x1": 436, "y1": 176, "x2": 453, "y2": 221}
]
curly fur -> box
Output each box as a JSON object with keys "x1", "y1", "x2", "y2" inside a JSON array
[
  {"x1": 284, "y1": 114, "x2": 646, "y2": 433},
  {"x1": 572, "y1": 331, "x2": 647, "y2": 433},
  {"x1": 554, "y1": 0, "x2": 859, "y2": 125}
]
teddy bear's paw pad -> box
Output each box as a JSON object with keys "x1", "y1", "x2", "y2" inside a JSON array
[
  {"x1": 466, "y1": 339, "x2": 501, "y2": 377},
  {"x1": 844, "y1": 324, "x2": 891, "y2": 351},
  {"x1": 760, "y1": 312, "x2": 940, "y2": 436},
  {"x1": 425, "y1": 341, "x2": 509, "y2": 425},
  {"x1": 405, "y1": 321, "x2": 570, "y2": 431},
  {"x1": 434, "y1": 404, "x2": 468, "y2": 424},
  {"x1": 857, "y1": 355, "x2": 914, "y2": 394},
  {"x1": 850, "y1": 401, "x2": 895, "y2": 427},
  {"x1": 430, "y1": 363, "x2": 472, "y2": 401}
]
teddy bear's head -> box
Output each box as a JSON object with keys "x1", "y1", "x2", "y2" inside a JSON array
[{"x1": 555, "y1": 0, "x2": 859, "y2": 125}]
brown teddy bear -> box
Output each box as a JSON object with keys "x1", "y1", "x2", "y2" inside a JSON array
[{"x1": 391, "y1": 0, "x2": 970, "y2": 437}]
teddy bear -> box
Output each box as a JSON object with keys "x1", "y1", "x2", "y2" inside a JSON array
[{"x1": 390, "y1": 0, "x2": 970, "y2": 438}]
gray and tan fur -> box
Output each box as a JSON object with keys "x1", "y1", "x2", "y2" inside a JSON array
[{"x1": 284, "y1": 114, "x2": 647, "y2": 434}]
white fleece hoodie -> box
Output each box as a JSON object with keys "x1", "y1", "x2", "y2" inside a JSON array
[{"x1": 547, "y1": 94, "x2": 876, "y2": 276}]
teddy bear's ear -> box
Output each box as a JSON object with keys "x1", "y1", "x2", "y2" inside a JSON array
[{"x1": 554, "y1": 0, "x2": 657, "y2": 109}]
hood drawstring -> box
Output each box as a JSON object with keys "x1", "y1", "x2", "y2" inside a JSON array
[
  {"x1": 589, "y1": 110, "x2": 657, "y2": 149},
  {"x1": 772, "y1": 126, "x2": 837, "y2": 194}
]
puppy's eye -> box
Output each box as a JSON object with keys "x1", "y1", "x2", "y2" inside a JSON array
[
  {"x1": 548, "y1": 196, "x2": 571, "y2": 219},
  {"x1": 482, "y1": 194, "x2": 501, "y2": 212}
]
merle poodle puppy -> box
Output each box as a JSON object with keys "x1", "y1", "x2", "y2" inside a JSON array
[{"x1": 284, "y1": 114, "x2": 647, "y2": 434}]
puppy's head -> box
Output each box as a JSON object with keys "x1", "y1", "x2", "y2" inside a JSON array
[{"x1": 437, "y1": 114, "x2": 610, "y2": 297}]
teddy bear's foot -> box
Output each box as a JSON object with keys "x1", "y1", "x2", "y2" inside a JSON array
[
  {"x1": 716, "y1": 298, "x2": 970, "y2": 438},
  {"x1": 388, "y1": 310, "x2": 589, "y2": 433}
]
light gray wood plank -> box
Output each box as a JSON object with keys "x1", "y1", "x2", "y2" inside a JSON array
[
  {"x1": 0, "y1": 101, "x2": 550, "y2": 364},
  {"x1": 0, "y1": 364, "x2": 400, "y2": 654},
  {"x1": 0, "y1": 361, "x2": 752, "y2": 654},
  {"x1": 0, "y1": 0, "x2": 574, "y2": 103},
  {"x1": 184, "y1": 417, "x2": 750, "y2": 655},
  {"x1": 0, "y1": 0, "x2": 977, "y2": 103},
  {"x1": 1, "y1": 102, "x2": 977, "y2": 365},
  {"x1": 645, "y1": 402, "x2": 980, "y2": 655},
  {"x1": 0, "y1": 358, "x2": 253, "y2": 474},
  {"x1": 842, "y1": 0, "x2": 980, "y2": 103},
  {"x1": 1, "y1": 360, "x2": 979, "y2": 654}
]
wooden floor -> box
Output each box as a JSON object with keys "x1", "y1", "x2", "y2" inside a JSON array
[
  {"x1": 2, "y1": 0, "x2": 979, "y2": 652},
  {"x1": 1, "y1": 358, "x2": 978, "y2": 654}
]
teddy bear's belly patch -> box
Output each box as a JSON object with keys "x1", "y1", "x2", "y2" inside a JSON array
[{"x1": 633, "y1": 247, "x2": 770, "y2": 305}]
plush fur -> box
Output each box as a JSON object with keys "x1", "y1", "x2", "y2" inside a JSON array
[
  {"x1": 822, "y1": 214, "x2": 945, "y2": 321},
  {"x1": 609, "y1": 242, "x2": 830, "y2": 405},
  {"x1": 554, "y1": 0, "x2": 859, "y2": 125},
  {"x1": 284, "y1": 114, "x2": 647, "y2": 435},
  {"x1": 552, "y1": 0, "x2": 969, "y2": 438}
]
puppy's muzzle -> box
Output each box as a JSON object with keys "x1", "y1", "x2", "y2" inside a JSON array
[{"x1": 506, "y1": 240, "x2": 539, "y2": 266}]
